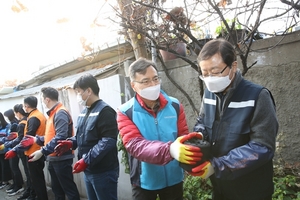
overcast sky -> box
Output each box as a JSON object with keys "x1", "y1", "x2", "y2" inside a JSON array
[
  {"x1": 0, "y1": 0, "x2": 294, "y2": 84},
  {"x1": 0, "y1": 0, "x2": 120, "y2": 84}
]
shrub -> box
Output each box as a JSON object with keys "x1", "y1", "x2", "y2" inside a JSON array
[
  {"x1": 183, "y1": 173, "x2": 212, "y2": 200},
  {"x1": 182, "y1": 168, "x2": 300, "y2": 200}
]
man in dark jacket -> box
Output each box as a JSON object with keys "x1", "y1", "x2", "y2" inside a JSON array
[
  {"x1": 54, "y1": 74, "x2": 119, "y2": 200},
  {"x1": 191, "y1": 39, "x2": 278, "y2": 200}
]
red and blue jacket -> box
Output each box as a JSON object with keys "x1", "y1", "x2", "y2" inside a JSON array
[{"x1": 117, "y1": 91, "x2": 189, "y2": 190}]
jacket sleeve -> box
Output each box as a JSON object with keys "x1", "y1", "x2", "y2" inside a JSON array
[
  {"x1": 117, "y1": 109, "x2": 173, "y2": 165},
  {"x1": 177, "y1": 104, "x2": 189, "y2": 137},
  {"x1": 4, "y1": 137, "x2": 21, "y2": 148},
  {"x1": 211, "y1": 89, "x2": 278, "y2": 180},
  {"x1": 83, "y1": 137, "x2": 117, "y2": 167},
  {"x1": 193, "y1": 96, "x2": 208, "y2": 140},
  {"x1": 5, "y1": 122, "x2": 26, "y2": 148},
  {"x1": 212, "y1": 141, "x2": 273, "y2": 180}
]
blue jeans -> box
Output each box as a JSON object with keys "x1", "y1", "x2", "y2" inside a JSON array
[
  {"x1": 84, "y1": 167, "x2": 119, "y2": 200},
  {"x1": 48, "y1": 159, "x2": 80, "y2": 200}
]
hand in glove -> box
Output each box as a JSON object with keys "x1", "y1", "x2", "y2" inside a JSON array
[
  {"x1": 28, "y1": 149, "x2": 43, "y2": 162},
  {"x1": 72, "y1": 158, "x2": 88, "y2": 173},
  {"x1": 20, "y1": 135, "x2": 36, "y2": 148},
  {"x1": 0, "y1": 144, "x2": 4, "y2": 151},
  {"x1": 5, "y1": 150, "x2": 17, "y2": 159},
  {"x1": 54, "y1": 140, "x2": 73, "y2": 156},
  {"x1": 189, "y1": 161, "x2": 214, "y2": 179},
  {"x1": 6, "y1": 132, "x2": 18, "y2": 141},
  {"x1": 170, "y1": 133, "x2": 203, "y2": 165}
]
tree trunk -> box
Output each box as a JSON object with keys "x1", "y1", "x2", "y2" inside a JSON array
[{"x1": 117, "y1": 0, "x2": 148, "y2": 59}]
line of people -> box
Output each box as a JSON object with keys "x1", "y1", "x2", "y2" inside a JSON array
[
  {"x1": 1, "y1": 74, "x2": 120, "y2": 200},
  {"x1": 0, "y1": 38, "x2": 278, "y2": 200}
]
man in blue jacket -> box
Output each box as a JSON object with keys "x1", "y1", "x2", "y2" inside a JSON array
[
  {"x1": 54, "y1": 74, "x2": 119, "y2": 200},
  {"x1": 117, "y1": 58, "x2": 203, "y2": 200},
  {"x1": 191, "y1": 39, "x2": 278, "y2": 200}
]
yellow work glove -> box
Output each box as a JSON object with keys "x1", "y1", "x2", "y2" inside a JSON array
[
  {"x1": 0, "y1": 144, "x2": 4, "y2": 151},
  {"x1": 170, "y1": 133, "x2": 203, "y2": 165},
  {"x1": 189, "y1": 161, "x2": 214, "y2": 179}
]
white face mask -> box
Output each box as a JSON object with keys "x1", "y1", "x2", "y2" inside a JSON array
[
  {"x1": 77, "y1": 93, "x2": 89, "y2": 107},
  {"x1": 202, "y1": 74, "x2": 232, "y2": 93},
  {"x1": 138, "y1": 84, "x2": 161, "y2": 100},
  {"x1": 42, "y1": 102, "x2": 50, "y2": 112}
]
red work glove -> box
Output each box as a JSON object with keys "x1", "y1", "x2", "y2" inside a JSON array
[
  {"x1": 186, "y1": 132, "x2": 203, "y2": 140},
  {"x1": 54, "y1": 140, "x2": 73, "y2": 156},
  {"x1": 20, "y1": 135, "x2": 36, "y2": 148},
  {"x1": 5, "y1": 150, "x2": 17, "y2": 159},
  {"x1": 170, "y1": 132, "x2": 203, "y2": 165},
  {"x1": 189, "y1": 161, "x2": 214, "y2": 179},
  {"x1": 72, "y1": 158, "x2": 88, "y2": 173},
  {"x1": 6, "y1": 132, "x2": 18, "y2": 141}
]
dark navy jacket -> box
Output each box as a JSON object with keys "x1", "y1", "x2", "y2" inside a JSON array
[
  {"x1": 194, "y1": 77, "x2": 277, "y2": 200},
  {"x1": 74, "y1": 100, "x2": 119, "y2": 174}
]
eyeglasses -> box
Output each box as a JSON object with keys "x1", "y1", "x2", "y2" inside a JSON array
[
  {"x1": 133, "y1": 76, "x2": 161, "y2": 86},
  {"x1": 199, "y1": 65, "x2": 229, "y2": 80}
]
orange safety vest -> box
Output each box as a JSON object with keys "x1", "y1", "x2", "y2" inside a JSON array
[
  {"x1": 24, "y1": 109, "x2": 46, "y2": 156},
  {"x1": 19, "y1": 119, "x2": 27, "y2": 126},
  {"x1": 14, "y1": 119, "x2": 27, "y2": 137},
  {"x1": 44, "y1": 103, "x2": 74, "y2": 156}
]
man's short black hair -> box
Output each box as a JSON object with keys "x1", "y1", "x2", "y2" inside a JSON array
[
  {"x1": 73, "y1": 73, "x2": 100, "y2": 95},
  {"x1": 128, "y1": 57, "x2": 158, "y2": 81},
  {"x1": 197, "y1": 38, "x2": 236, "y2": 68},
  {"x1": 24, "y1": 96, "x2": 38, "y2": 108},
  {"x1": 41, "y1": 87, "x2": 59, "y2": 101}
]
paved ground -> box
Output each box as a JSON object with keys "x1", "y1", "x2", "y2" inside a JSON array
[{"x1": 0, "y1": 183, "x2": 54, "y2": 200}]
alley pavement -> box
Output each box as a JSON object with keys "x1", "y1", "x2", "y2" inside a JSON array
[{"x1": 0, "y1": 182, "x2": 54, "y2": 200}]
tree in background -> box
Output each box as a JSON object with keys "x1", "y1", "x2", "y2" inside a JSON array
[{"x1": 113, "y1": 0, "x2": 299, "y2": 114}]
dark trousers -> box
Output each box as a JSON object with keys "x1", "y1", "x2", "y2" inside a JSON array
[
  {"x1": 27, "y1": 155, "x2": 48, "y2": 200},
  {"x1": 18, "y1": 152, "x2": 32, "y2": 190},
  {"x1": 132, "y1": 182, "x2": 183, "y2": 200},
  {"x1": 0, "y1": 154, "x2": 12, "y2": 182},
  {"x1": 48, "y1": 159, "x2": 80, "y2": 200},
  {"x1": 9, "y1": 155, "x2": 23, "y2": 187}
]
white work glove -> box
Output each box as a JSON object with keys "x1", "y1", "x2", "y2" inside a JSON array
[{"x1": 29, "y1": 149, "x2": 43, "y2": 162}]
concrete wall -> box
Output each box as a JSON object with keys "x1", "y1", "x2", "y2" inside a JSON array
[{"x1": 240, "y1": 31, "x2": 300, "y2": 169}]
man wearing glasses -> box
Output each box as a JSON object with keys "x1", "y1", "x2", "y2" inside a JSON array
[
  {"x1": 117, "y1": 57, "x2": 202, "y2": 200},
  {"x1": 191, "y1": 39, "x2": 278, "y2": 200}
]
